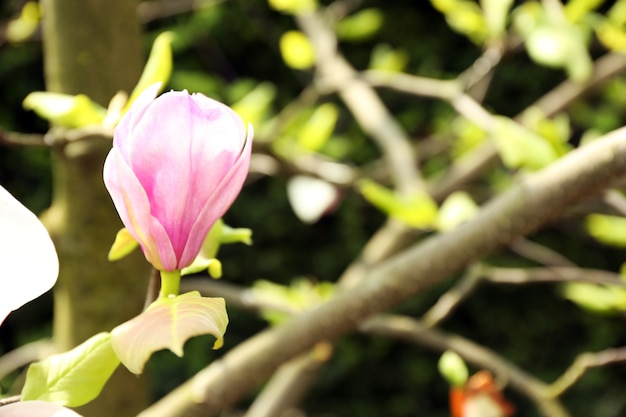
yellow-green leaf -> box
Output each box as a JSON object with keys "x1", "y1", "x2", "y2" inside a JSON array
[
  {"x1": 562, "y1": 282, "x2": 626, "y2": 313},
  {"x1": 267, "y1": 0, "x2": 316, "y2": 14},
  {"x1": 359, "y1": 179, "x2": 438, "y2": 228},
  {"x1": 124, "y1": 31, "x2": 174, "y2": 113},
  {"x1": 23, "y1": 92, "x2": 107, "y2": 128},
  {"x1": 437, "y1": 191, "x2": 479, "y2": 232},
  {"x1": 586, "y1": 213, "x2": 626, "y2": 247},
  {"x1": 22, "y1": 333, "x2": 119, "y2": 407},
  {"x1": 336, "y1": 8, "x2": 384, "y2": 42},
  {"x1": 298, "y1": 103, "x2": 339, "y2": 152},
  {"x1": 107, "y1": 228, "x2": 139, "y2": 261},
  {"x1": 280, "y1": 30, "x2": 316, "y2": 70},
  {"x1": 231, "y1": 82, "x2": 276, "y2": 127},
  {"x1": 438, "y1": 350, "x2": 468, "y2": 387},
  {"x1": 492, "y1": 116, "x2": 559, "y2": 170}
]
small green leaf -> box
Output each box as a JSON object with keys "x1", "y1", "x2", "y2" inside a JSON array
[
  {"x1": 564, "y1": 0, "x2": 605, "y2": 23},
  {"x1": 23, "y1": 92, "x2": 107, "y2": 128},
  {"x1": 111, "y1": 291, "x2": 228, "y2": 374},
  {"x1": 437, "y1": 191, "x2": 479, "y2": 232},
  {"x1": 369, "y1": 44, "x2": 409, "y2": 73},
  {"x1": 562, "y1": 282, "x2": 626, "y2": 314},
  {"x1": 267, "y1": 0, "x2": 316, "y2": 14},
  {"x1": 21, "y1": 333, "x2": 120, "y2": 407},
  {"x1": 280, "y1": 30, "x2": 316, "y2": 70},
  {"x1": 480, "y1": 0, "x2": 514, "y2": 38},
  {"x1": 438, "y1": 350, "x2": 469, "y2": 387},
  {"x1": 124, "y1": 31, "x2": 174, "y2": 113},
  {"x1": 336, "y1": 8, "x2": 384, "y2": 41},
  {"x1": 297, "y1": 103, "x2": 339, "y2": 152},
  {"x1": 586, "y1": 213, "x2": 626, "y2": 247},
  {"x1": 6, "y1": 1, "x2": 40, "y2": 43},
  {"x1": 230, "y1": 82, "x2": 276, "y2": 127},
  {"x1": 107, "y1": 228, "x2": 139, "y2": 261},
  {"x1": 253, "y1": 279, "x2": 335, "y2": 325},
  {"x1": 359, "y1": 179, "x2": 438, "y2": 228},
  {"x1": 492, "y1": 116, "x2": 559, "y2": 170}
]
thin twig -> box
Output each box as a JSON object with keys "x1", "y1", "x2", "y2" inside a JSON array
[
  {"x1": 483, "y1": 266, "x2": 626, "y2": 287},
  {"x1": 547, "y1": 347, "x2": 626, "y2": 398},
  {"x1": 421, "y1": 264, "x2": 483, "y2": 328},
  {"x1": 509, "y1": 237, "x2": 577, "y2": 267},
  {"x1": 0, "y1": 129, "x2": 46, "y2": 147},
  {"x1": 0, "y1": 339, "x2": 55, "y2": 380},
  {"x1": 0, "y1": 396, "x2": 21, "y2": 407}
]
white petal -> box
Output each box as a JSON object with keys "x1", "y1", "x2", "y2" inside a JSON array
[
  {"x1": 287, "y1": 176, "x2": 339, "y2": 224},
  {"x1": 0, "y1": 186, "x2": 58, "y2": 324}
]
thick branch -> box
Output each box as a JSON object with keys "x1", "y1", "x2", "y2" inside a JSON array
[{"x1": 139, "y1": 126, "x2": 626, "y2": 417}]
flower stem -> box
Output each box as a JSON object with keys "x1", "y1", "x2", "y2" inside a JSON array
[{"x1": 159, "y1": 270, "x2": 181, "y2": 297}]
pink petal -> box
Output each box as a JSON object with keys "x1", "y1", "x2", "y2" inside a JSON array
[
  {"x1": 103, "y1": 148, "x2": 177, "y2": 271},
  {"x1": 179, "y1": 124, "x2": 253, "y2": 267}
]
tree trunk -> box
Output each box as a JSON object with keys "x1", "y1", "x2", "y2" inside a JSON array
[{"x1": 40, "y1": 0, "x2": 150, "y2": 416}]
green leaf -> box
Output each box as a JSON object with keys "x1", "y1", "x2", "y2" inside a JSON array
[
  {"x1": 492, "y1": 116, "x2": 559, "y2": 170},
  {"x1": 23, "y1": 92, "x2": 107, "y2": 128},
  {"x1": 253, "y1": 279, "x2": 335, "y2": 325},
  {"x1": 586, "y1": 213, "x2": 626, "y2": 247},
  {"x1": 359, "y1": 179, "x2": 438, "y2": 228},
  {"x1": 297, "y1": 103, "x2": 339, "y2": 152},
  {"x1": 369, "y1": 44, "x2": 409, "y2": 73},
  {"x1": 181, "y1": 220, "x2": 252, "y2": 276},
  {"x1": 124, "y1": 31, "x2": 173, "y2": 113},
  {"x1": 562, "y1": 282, "x2": 626, "y2": 314},
  {"x1": 438, "y1": 350, "x2": 469, "y2": 387},
  {"x1": 480, "y1": 0, "x2": 514, "y2": 38},
  {"x1": 267, "y1": 0, "x2": 316, "y2": 14},
  {"x1": 21, "y1": 333, "x2": 120, "y2": 407},
  {"x1": 336, "y1": 8, "x2": 384, "y2": 41},
  {"x1": 107, "y1": 228, "x2": 139, "y2": 261},
  {"x1": 230, "y1": 82, "x2": 277, "y2": 127},
  {"x1": 280, "y1": 30, "x2": 316, "y2": 70},
  {"x1": 564, "y1": 0, "x2": 605, "y2": 23},
  {"x1": 437, "y1": 191, "x2": 479, "y2": 232},
  {"x1": 111, "y1": 291, "x2": 228, "y2": 374}
]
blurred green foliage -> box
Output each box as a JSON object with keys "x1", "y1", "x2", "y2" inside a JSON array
[{"x1": 3, "y1": 1, "x2": 626, "y2": 416}]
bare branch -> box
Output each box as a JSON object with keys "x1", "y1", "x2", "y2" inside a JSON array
[
  {"x1": 483, "y1": 266, "x2": 626, "y2": 287},
  {"x1": 0, "y1": 129, "x2": 46, "y2": 147}
]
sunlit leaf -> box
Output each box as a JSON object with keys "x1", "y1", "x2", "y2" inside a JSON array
[
  {"x1": 111, "y1": 291, "x2": 228, "y2": 374},
  {"x1": 124, "y1": 31, "x2": 173, "y2": 113},
  {"x1": 280, "y1": 30, "x2": 316, "y2": 70},
  {"x1": 231, "y1": 82, "x2": 276, "y2": 127},
  {"x1": 336, "y1": 8, "x2": 384, "y2": 41},
  {"x1": 565, "y1": 0, "x2": 605, "y2": 23},
  {"x1": 480, "y1": 0, "x2": 514, "y2": 38},
  {"x1": 492, "y1": 116, "x2": 559, "y2": 170},
  {"x1": 21, "y1": 333, "x2": 119, "y2": 407},
  {"x1": 359, "y1": 179, "x2": 438, "y2": 229},
  {"x1": 525, "y1": 22, "x2": 592, "y2": 81},
  {"x1": 586, "y1": 213, "x2": 626, "y2": 247},
  {"x1": 562, "y1": 282, "x2": 626, "y2": 313},
  {"x1": 369, "y1": 44, "x2": 409, "y2": 73},
  {"x1": 6, "y1": 1, "x2": 40, "y2": 43},
  {"x1": 253, "y1": 279, "x2": 335, "y2": 325},
  {"x1": 437, "y1": 191, "x2": 479, "y2": 232},
  {"x1": 267, "y1": 0, "x2": 316, "y2": 14},
  {"x1": 298, "y1": 103, "x2": 339, "y2": 152},
  {"x1": 438, "y1": 350, "x2": 468, "y2": 387},
  {"x1": 107, "y1": 228, "x2": 139, "y2": 261},
  {"x1": 23, "y1": 92, "x2": 107, "y2": 128}
]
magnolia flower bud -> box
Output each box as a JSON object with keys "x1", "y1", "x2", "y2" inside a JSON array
[{"x1": 103, "y1": 84, "x2": 252, "y2": 271}]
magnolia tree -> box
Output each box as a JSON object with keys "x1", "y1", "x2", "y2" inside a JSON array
[{"x1": 5, "y1": 0, "x2": 626, "y2": 416}]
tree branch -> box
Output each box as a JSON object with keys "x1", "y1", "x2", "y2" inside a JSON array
[{"x1": 139, "y1": 121, "x2": 626, "y2": 417}]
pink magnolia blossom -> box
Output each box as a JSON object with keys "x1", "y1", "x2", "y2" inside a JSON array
[{"x1": 103, "y1": 84, "x2": 252, "y2": 271}]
